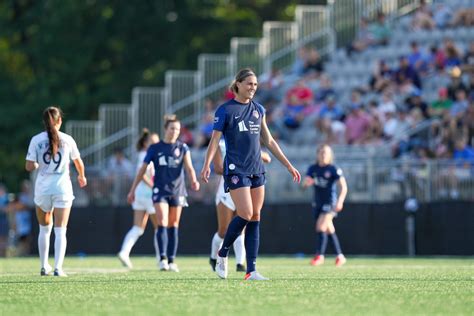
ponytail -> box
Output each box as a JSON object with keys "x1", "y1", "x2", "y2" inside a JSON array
[
  {"x1": 42, "y1": 106, "x2": 63, "y2": 156},
  {"x1": 136, "y1": 128, "x2": 151, "y2": 151}
]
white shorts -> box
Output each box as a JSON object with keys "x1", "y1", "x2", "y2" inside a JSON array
[
  {"x1": 132, "y1": 197, "x2": 155, "y2": 214},
  {"x1": 34, "y1": 194, "x2": 74, "y2": 212},
  {"x1": 215, "y1": 178, "x2": 236, "y2": 211}
]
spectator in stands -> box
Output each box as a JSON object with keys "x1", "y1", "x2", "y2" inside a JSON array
[
  {"x1": 450, "y1": 89, "x2": 469, "y2": 118},
  {"x1": 447, "y1": 67, "x2": 468, "y2": 100},
  {"x1": 370, "y1": 12, "x2": 391, "y2": 46},
  {"x1": 369, "y1": 60, "x2": 393, "y2": 92},
  {"x1": 107, "y1": 147, "x2": 134, "y2": 206},
  {"x1": 461, "y1": 42, "x2": 474, "y2": 74},
  {"x1": 379, "y1": 89, "x2": 398, "y2": 120},
  {"x1": 411, "y1": 2, "x2": 435, "y2": 30},
  {"x1": 292, "y1": 47, "x2": 309, "y2": 76},
  {"x1": 452, "y1": 7, "x2": 474, "y2": 26},
  {"x1": 318, "y1": 94, "x2": 343, "y2": 122},
  {"x1": 257, "y1": 67, "x2": 283, "y2": 104},
  {"x1": 178, "y1": 124, "x2": 194, "y2": 147},
  {"x1": 195, "y1": 99, "x2": 216, "y2": 148},
  {"x1": 461, "y1": 103, "x2": 474, "y2": 147},
  {"x1": 430, "y1": 87, "x2": 453, "y2": 117},
  {"x1": 0, "y1": 184, "x2": 8, "y2": 257},
  {"x1": 345, "y1": 104, "x2": 371, "y2": 145},
  {"x1": 444, "y1": 40, "x2": 462, "y2": 69},
  {"x1": 347, "y1": 17, "x2": 375, "y2": 56},
  {"x1": 406, "y1": 90, "x2": 430, "y2": 119},
  {"x1": 364, "y1": 113, "x2": 384, "y2": 145},
  {"x1": 303, "y1": 48, "x2": 324, "y2": 76},
  {"x1": 426, "y1": 45, "x2": 447, "y2": 72},
  {"x1": 442, "y1": 136, "x2": 474, "y2": 199},
  {"x1": 13, "y1": 180, "x2": 33, "y2": 255},
  {"x1": 408, "y1": 41, "x2": 429, "y2": 75},
  {"x1": 467, "y1": 74, "x2": 474, "y2": 102},
  {"x1": 394, "y1": 56, "x2": 422, "y2": 89},
  {"x1": 433, "y1": 3, "x2": 453, "y2": 29},
  {"x1": 315, "y1": 75, "x2": 335, "y2": 102}
]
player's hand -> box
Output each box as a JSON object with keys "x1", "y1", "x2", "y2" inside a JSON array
[
  {"x1": 302, "y1": 176, "x2": 314, "y2": 188},
  {"x1": 191, "y1": 181, "x2": 200, "y2": 191},
  {"x1": 335, "y1": 201, "x2": 344, "y2": 212},
  {"x1": 200, "y1": 166, "x2": 211, "y2": 183},
  {"x1": 127, "y1": 191, "x2": 135, "y2": 204},
  {"x1": 288, "y1": 165, "x2": 301, "y2": 183},
  {"x1": 77, "y1": 175, "x2": 87, "y2": 188}
]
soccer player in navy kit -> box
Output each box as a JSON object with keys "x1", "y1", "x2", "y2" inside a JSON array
[
  {"x1": 127, "y1": 115, "x2": 200, "y2": 272},
  {"x1": 302, "y1": 144, "x2": 348, "y2": 267},
  {"x1": 201, "y1": 68, "x2": 301, "y2": 280}
]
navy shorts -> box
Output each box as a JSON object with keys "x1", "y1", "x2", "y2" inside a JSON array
[
  {"x1": 312, "y1": 203, "x2": 338, "y2": 220},
  {"x1": 152, "y1": 194, "x2": 188, "y2": 207},
  {"x1": 224, "y1": 173, "x2": 266, "y2": 193}
]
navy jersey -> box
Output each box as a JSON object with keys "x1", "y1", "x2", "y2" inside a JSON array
[
  {"x1": 144, "y1": 141, "x2": 189, "y2": 197},
  {"x1": 213, "y1": 99, "x2": 266, "y2": 175},
  {"x1": 306, "y1": 163, "x2": 343, "y2": 207}
]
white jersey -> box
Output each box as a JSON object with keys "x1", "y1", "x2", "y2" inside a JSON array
[
  {"x1": 26, "y1": 131, "x2": 80, "y2": 198},
  {"x1": 134, "y1": 150, "x2": 154, "y2": 199}
]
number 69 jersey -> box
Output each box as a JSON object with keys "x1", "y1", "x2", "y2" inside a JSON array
[{"x1": 26, "y1": 131, "x2": 81, "y2": 197}]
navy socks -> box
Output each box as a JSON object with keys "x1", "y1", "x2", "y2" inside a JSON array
[
  {"x1": 156, "y1": 226, "x2": 168, "y2": 260},
  {"x1": 329, "y1": 233, "x2": 342, "y2": 255},
  {"x1": 167, "y1": 227, "x2": 178, "y2": 263},
  {"x1": 245, "y1": 221, "x2": 260, "y2": 273},
  {"x1": 218, "y1": 216, "x2": 249, "y2": 257},
  {"x1": 316, "y1": 232, "x2": 328, "y2": 255}
]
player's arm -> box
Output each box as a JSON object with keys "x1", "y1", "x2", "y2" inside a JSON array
[
  {"x1": 212, "y1": 147, "x2": 224, "y2": 176},
  {"x1": 25, "y1": 160, "x2": 39, "y2": 172},
  {"x1": 302, "y1": 176, "x2": 315, "y2": 189},
  {"x1": 127, "y1": 163, "x2": 148, "y2": 204},
  {"x1": 335, "y1": 176, "x2": 348, "y2": 212},
  {"x1": 73, "y1": 158, "x2": 87, "y2": 188},
  {"x1": 183, "y1": 151, "x2": 200, "y2": 191},
  {"x1": 260, "y1": 115, "x2": 301, "y2": 183},
  {"x1": 201, "y1": 130, "x2": 222, "y2": 183}
]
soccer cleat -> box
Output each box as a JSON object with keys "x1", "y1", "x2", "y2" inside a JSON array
[
  {"x1": 335, "y1": 254, "x2": 347, "y2": 267},
  {"x1": 159, "y1": 259, "x2": 169, "y2": 271},
  {"x1": 117, "y1": 252, "x2": 133, "y2": 269},
  {"x1": 244, "y1": 271, "x2": 269, "y2": 281},
  {"x1": 310, "y1": 255, "x2": 325, "y2": 266},
  {"x1": 209, "y1": 258, "x2": 217, "y2": 271},
  {"x1": 215, "y1": 253, "x2": 228, "y2": 279},
  {"x1": 40, "y1": 265, "x2": 52, "y2": 276},
  {"x1": 168, "y1": 263, "x2": 179, "y2": 272},
  {"x1": 53, "y1": 269, "x2": 68, "y2": 277},
  {"x1": 236, "y1": 263, "x2": 246, "y2": 272}
]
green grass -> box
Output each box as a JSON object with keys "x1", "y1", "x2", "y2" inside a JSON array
[{"x1": 0, "y1": 256, "x2": 472, "y2": 315}]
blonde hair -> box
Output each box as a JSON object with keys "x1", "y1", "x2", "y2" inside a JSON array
[
  {"x1": 229, "y1": 68, "x2": 256, "y2": 94},
  {"x1": 317, "y1": 144, "x2": 334, "y2": 164}
]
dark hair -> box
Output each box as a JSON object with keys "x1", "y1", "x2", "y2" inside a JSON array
[
  {"x1": 164, "y1": 114, "x2": 180, "y2": 129},
  {"x1": 136, "y1": 128, "x2": 151, "y2": 151},
  {"x1": 42, "y1": 106, "x2": 63, "y2": 156},
  {"x1": 229, "y1": 68, "x2": 256, "y2": 94}
]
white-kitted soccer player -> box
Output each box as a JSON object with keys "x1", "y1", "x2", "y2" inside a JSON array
[
  {"x1": 118, "y1": 128, "x2": 160, "y2": 269},
  {"x1": 25, "y1": 106, "x2": 87, "y2": 277}
]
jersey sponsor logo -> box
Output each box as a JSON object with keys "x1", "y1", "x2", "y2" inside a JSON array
[
  {"x1": 229, "y1": 163, "x2": 236, "y2": 170},
  {"x1": 238, "y1": 121, "x2": 249, "y2": 132},
  {"x1": 231, "y1": 175, "x2": 240, "y2": 184},
  {"x1": 159, "y1": 155, "x2": 167, "y2": 166},
  {"x1": 252, "y1": 110, "x2": 259, "y2": 119}
]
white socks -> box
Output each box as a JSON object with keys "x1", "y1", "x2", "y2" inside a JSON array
[
  {"x1": 54, "y1": 227, "x2": 67, "y2": 271},
  {"x1": 233, "y1": 234, "x2": 246, "y2": 265},
  {"x1": 119, "y1": 226, "x2": 144, "y2": 256},
  {"x1": 153, "y1": 229, "x2": 160, "y2": 263},
  {"x1": 38, "y1": 224, "x2": 53, "y2": 269},
  {"x1": 211, "y1": 232, "x2": 245, "y2": 264},
  {"x1": 211, "y1": 233, "x2": 223, "y2": 259}
]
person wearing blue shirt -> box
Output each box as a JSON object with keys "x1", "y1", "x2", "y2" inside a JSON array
[
  {"x1": 127, "y1": 115, "x2": 200, "y2": 272},
  {"x1": 200, "y1": 68, "x2": 301, "y2": 281},
  {"x1": 302, "y1": 145, "x2": 348, "y2": 267}
]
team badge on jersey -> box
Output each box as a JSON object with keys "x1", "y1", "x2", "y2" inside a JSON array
[
  {"x1": 174, "y1": 147, "x2": 181, "y2": 157},
  {"x1": 231, "y1": 175, "x2": 239, "y2": 184},
  {"x1": 324, "y1": 171, "x2": 331, "y2": 178},
  {"x1": 252, "y1": 110, "x2": 259, "y2": 119}
]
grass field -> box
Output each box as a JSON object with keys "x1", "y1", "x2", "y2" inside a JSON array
[{"x1": 0, "y1": 256, "x2": 472, "y2": 315}]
